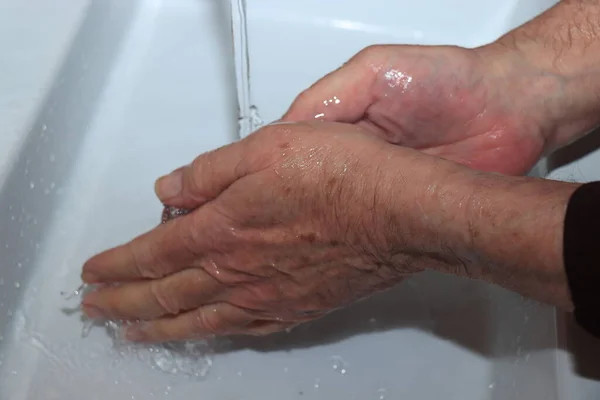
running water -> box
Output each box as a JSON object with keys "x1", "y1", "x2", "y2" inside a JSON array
[
  {"x1": 230, "y1": 0, "x2": 263, "y2": 138},
  {"x1": 60, "y1": 205, "x2": 216, "y2": 380}
]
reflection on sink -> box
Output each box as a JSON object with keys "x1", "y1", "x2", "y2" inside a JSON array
[{"x1": 0, "y1": 0, "x2": 598, "y2": 399}]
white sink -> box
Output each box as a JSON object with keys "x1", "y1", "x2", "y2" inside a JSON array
[{"x1": 1, "y1": 0, "x2": 599, "y2": 399}]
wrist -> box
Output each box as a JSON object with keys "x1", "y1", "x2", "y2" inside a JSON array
[
  {"x1": 477, "y1": 0, "x2": 600, "y2": 151},
  {"x1": 460, "y1": 172, "x2": 580, "y2": 308},
  {"x1": 378, "y1": 149, "x2": 479, "y2": 276},
  {"x1": 382, "y1": 146, "x2": 580, "y2": 308}
]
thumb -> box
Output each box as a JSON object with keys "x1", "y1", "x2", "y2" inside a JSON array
[
  {"x1": 155, "y1": 141, "x2": 247, "y2": 209},
  {"x1": 282, "y1": 48, "x2": 379, "y2": 123}
]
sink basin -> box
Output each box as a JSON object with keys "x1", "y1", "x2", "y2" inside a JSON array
[{"x1": 1, "y1": 0, "x2": 599, "y2": 399}]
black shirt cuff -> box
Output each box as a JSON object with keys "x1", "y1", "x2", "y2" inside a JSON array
[{"x1": 564, "y1": 181, "x2": 600, "y2": 337}]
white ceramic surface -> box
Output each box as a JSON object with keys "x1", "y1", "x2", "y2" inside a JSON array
[{"x1": 0, "y1": 0, "x2": 599, "y2": 399}]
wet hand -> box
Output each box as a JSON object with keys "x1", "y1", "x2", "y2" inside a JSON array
[
  {"x1": 81, "y1": 122, "x2": 464, "y2": 343},
  {"x1": 283, "y1": 44, "x2": 554, "y2": 175}
]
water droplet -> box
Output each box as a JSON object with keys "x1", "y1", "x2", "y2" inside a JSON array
[
  {"x1": 384, "y1": 69, "x2": 413, "y2": 90},
  {"x1": 331, "y1": 355, "x2": 348, "y2": 375},
  {"x1": 42, "y1": 124, "x2": 47, "y2": 131},
  {"x1": 82, "y1": 319, "x2": 95, "y2": 337},
  {"x1": 14, "y1": 282, "x2": 20, "y2": 289},
  {"x1": 49, "y1": 154, "x2": 56, "y2": 162},
  {"x1": 314, "y1": 379, "x2": 320, "y2": 389},
  {"x1": 29, "y1": 182, "x2": 35, "y2": 189},
  {"x1": 377, "y1": 388, "x2": 387, "y2": 399},
  {"x1": 489, "y1": 383, "x2": 495, "y2": 389}
]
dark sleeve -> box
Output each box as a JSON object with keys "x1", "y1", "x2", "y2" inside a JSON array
[{"x1": 564, "y1": 181, "x2": 600, "y2": 337}]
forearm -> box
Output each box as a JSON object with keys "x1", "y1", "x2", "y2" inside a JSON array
[
  {"x1": 481, "y1": 0, "x2": 600, "y2": 150},
  {"x1": 457, "y1": 174, "x2": 580, "y2": 309}
]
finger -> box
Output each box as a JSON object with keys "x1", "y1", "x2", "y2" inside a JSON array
[
  {"x1": 124, "y1": 303, "x2": 254, "y2": 343},
  {"x1": 81, "y1": 209, "x2": 217, "y2": 283},
  {"x1": 154, "y1": 140, "x2": 248, "y2": 209},
  {"x1": 242, "y1": 320, "x2": 297, "y2": 336},
  {"x1": 81, "y1": 267, "x2": 223, "y2": 321},
  {"x1": 282, "y1": 48, "x2": 382, "y2": 123}
]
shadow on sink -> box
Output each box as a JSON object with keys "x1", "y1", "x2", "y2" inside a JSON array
[
  {"x1": 558, "y1": 312, "x2": 600, "y2": 381},
  {"x1": 546, "y1": 127, "x2": 600, "y2": 178},
  {"x1": 213, "y1": 271, "x2": 556, "y2": 359},
  {"x1": 0, "y1": 0, "x2": 140, "y2": 337}
]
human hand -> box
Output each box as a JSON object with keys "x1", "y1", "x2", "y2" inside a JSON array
[
  {"x1": 80, "y1": 122, "x2": 473, "y2": 342},
  {"x1": 282, "y1": 44, "x2": 564, "y2": 176}
]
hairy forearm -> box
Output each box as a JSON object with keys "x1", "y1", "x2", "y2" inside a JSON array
[
  {"x1": 456, "y1": 174, "x2": 580, "y2": 309},
  {"x1": 482, "y1": 0, "x2": 600, "y2": 150},
  {"x1": 382, "y1": 151, "x2": 578, "y2": 308}
]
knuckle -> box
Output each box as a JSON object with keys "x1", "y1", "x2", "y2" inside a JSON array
[
  {"x1": 187, "y1": 156, "x2": 211, "y2": 201},
  {"x1": 176, "y1": 218, "x2": 201, "y2": 255},
  {"x1": 357, "y1": 44, "x2": 382, "y2": 58},
  {"x1": 126, "y1": 240, "x2": 157, "y2": 279},
  {"x1": 194, "y1": 308, "x2": 222, "y2": 335},
  {"x1": 294, "y1": 88, "x2": 314, "y2": 107},
  {"x1": 149, "y1": 280, "x2": 180, "y2": 315},
  {"x1": 245, "y1": 282, "x2": 281, "y2": 309},
  {"x1": 128, "y1": 237, "x2": 171, "y2": 279},
  {"x1": 357, "y1": 44, "x2": 383, "y2": 59}
]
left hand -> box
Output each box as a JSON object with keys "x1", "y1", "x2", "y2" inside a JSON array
[
  {"x1": 81, "y1": 122, "x2": 471, "y2": 343},
  {"x1": 281, "y1": 44, "x2": 553, "y2": 175}
]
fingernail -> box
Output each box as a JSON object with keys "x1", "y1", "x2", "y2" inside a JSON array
[
  {"x1": 81, "y1": 271, "x2": 98, "y2": 284},
  {"x1": 82, "y1": 304, "x2": 105, "y2": 319},
  {"x1": 155, "y1": 169, "x2": 183, "y2": 200}
]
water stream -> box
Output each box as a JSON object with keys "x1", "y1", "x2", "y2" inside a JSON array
[{"x1": 230, "y1": 0, "x2": 263, "y2": 138}]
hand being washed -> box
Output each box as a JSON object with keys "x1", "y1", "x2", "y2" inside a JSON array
[
  {"x1": 81, "y1": 122, "x2": 477, "y2": 343},
  {"x1": 282, "y1": 43, "x2": 592, "y2": 176}
]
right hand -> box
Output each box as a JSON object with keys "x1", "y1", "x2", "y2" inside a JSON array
[{"x1": 282, "y1": 43, "x2": 567, "y2": 176}]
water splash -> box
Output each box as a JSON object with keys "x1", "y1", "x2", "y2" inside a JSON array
[
  {"x1": 58, "y1": 206, "x2": 216, "y2": 380},
  {"x1": 61, "y1": 283, "x2": 216, "y2": 380}
]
